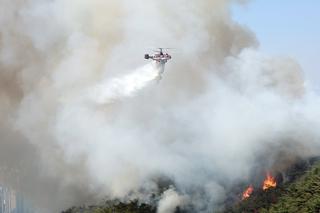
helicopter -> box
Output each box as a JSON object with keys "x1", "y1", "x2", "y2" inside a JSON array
[{"x1": 144, "y1": 48, "x2": 172, "y2": 65}]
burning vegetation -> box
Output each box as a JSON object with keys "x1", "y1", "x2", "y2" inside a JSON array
[
  {"x1": 242, "y1": 185, "x2": 254, "y2": 200},
  {"x1": 241, "y1": 172, "x2": 277, "y2": 200},
  {"x1": 225, "y1": 157, "x2": 320, "y2": 213},
  {"x1": 63, "y1": 159, "x2": 320, "y2": 213},
  {"x1": 262, "y1": 172, "x2": 277, "y2": 191},
  {"x1": 61, "y1": 158, "x2": 320, "y2": 212}
]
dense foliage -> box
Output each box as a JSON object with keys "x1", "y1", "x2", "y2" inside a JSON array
[{"x1": 264, "y1": 164, "x2": 320, "y2": 213}]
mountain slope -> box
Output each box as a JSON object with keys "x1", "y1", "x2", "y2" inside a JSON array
[
  {"x1": 263, "y1": 163, "x2": 320, "y2": 213},
  {"x1": 64, "y1": 161, "x2": 320, "y2": 213},
  {"x1": 227, "y1": 161, "x2": 320, "y2": 213}
]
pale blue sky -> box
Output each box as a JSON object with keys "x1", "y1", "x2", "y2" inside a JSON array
[{"x1": 232, "y1": 1, "x2": 320, "y2": 88}]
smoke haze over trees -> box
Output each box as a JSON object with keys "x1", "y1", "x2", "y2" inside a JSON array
[{"x1": 0, "y1": 0, "x2": 319, "y2": 212}]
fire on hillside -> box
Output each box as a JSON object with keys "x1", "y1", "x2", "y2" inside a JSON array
[{"x1": 242, "y1": 172, "x2": 277, "y2": 200}]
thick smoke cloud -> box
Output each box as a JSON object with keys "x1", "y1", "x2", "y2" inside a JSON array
[{"x1": 0, "y1": 0, "x2": 319, "y2": 212}]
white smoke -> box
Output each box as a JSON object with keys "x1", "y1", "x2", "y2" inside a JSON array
[
  {"x1": 0, "y1": 0, "x2": 319, "y2": 212},
  {"x1": 157, "y1": 188, "x2": 188, "y2": 213}
]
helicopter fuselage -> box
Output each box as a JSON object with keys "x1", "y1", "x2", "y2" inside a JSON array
[{"x1": 144, "y1": 50, "x2": 172, "y2": 65}]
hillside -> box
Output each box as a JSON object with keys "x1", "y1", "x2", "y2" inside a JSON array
[
  {"x1": 62, "y1": 200, "x2": 156, "y2": 213},
  {"x1": 264, "y1": 162, "x2": 320, "y2": 213},
  {"x1": 227, "y1": 161, "x2": 320, "y2": 213},
  {"x1": 64, "y1": 161, "x2": 320, "y2": 213}
]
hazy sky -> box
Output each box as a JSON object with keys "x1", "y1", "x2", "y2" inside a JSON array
[{"x1": 232, "y1": 1, "x2": 320, "y2": 90}]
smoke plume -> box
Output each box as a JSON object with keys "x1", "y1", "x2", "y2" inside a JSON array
[{"x1": 0, "y1": 0, "x2": 319, "y2": 212}]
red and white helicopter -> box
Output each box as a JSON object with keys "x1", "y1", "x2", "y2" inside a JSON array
[{"x1": 144, "y1": 48, "x2": 172, "y2": 65}]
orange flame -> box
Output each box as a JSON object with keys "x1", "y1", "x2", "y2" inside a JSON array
[
  {"x1": 262, "y1": 172, "x2": 277, "y2": 190},
  {"x1": 242, "y1": 185, "x2": 254, "y2": 200}
]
